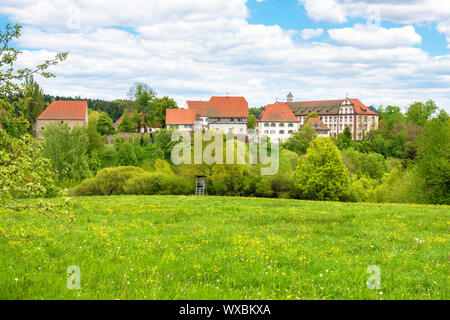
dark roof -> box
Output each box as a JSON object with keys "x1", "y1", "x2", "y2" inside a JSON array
[{"x1": 288, "y1": 99, "x2": 376, "y2": 116}]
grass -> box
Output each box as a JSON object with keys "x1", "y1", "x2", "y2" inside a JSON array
[{"x1": 0, "y1": 195, "x2": 448, "y2": 300}]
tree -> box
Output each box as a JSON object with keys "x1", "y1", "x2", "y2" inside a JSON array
[
  {"x1": 337, "y1": 126, "x2": 352, "y2": 150},
  {"x1": 248, "y1": 114, "x2": 256, "y2": 129},
  {"x1": 405, "y1": 100, "x2": 438, "y2": 126},
  {"x1": 42, "y1": 123, "x2": 91, "y2": 182},
  {"x1": 129, "y1": 82, "x2": 156, "y2": 130},
  {"x1": 305, "y1": 112, "x2": 319, "y2": 122},
  {"x1": 96, "y1": 112, "x2": 115, "y2": 135},
  {"x1": 294, "y1": 138, "x2": 350, "y2": 201},
  {"x1": 118, "y1": 112, "x2": 138, "y2": 132},
  {"x1": 0, "y1": 24, "x2": 70, "y2": 239},
  {"x1": 415, "y1": 118, "x2": 450, "y2": 204},
  {"x1": 22, "y1": 75, "x2": 46, "y2": 132},
  {"x1": 0, "y1": 24, "x2": 67, "y2": 137},
  {"x1": 153, "y1": 96, "x2": 177, "y2": 128},
  {"x1": 283, "y1": 123, "x2": 316, "y2": 155}
]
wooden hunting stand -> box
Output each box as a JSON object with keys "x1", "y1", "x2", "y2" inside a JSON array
[{"x1": 195, "y1": 175, "x2": 207, "y2": 196}]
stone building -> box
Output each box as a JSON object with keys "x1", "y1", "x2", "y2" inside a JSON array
[{"x1": 34, "y1": 100, "x2": 88, "y2": 139}]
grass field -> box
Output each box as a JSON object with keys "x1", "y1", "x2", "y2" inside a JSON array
[{"x1": 0, "y1": 196, "x2": 448, "y2": 300}]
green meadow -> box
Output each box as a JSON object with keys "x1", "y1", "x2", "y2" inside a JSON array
[{"x1": 0, "y1": 195, "x2": 448, "y2": 300}]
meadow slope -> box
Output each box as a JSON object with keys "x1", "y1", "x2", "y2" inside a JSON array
[{"x1": 0, "y1": 196, "x2": 448, "y2": 299}]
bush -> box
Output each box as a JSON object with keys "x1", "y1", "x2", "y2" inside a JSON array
[
  {"x1": 124, "y1": 172, "x2": 193, "y2": 195},
  {"x1": 71, "y1": 166, "x2": 147, "y2": 196}
]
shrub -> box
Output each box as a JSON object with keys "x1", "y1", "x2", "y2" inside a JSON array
[
  {"x1": 71, "y1": 166, "x2": 147, "y2": 196},
  {"x1": 123, "y1": 172, "x2": 193, "y2": 195}
]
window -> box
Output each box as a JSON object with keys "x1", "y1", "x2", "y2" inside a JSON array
[
  {"x1": 264, "y1": 123, "x2": 269, "y2": 127},
  {"x1": 270, "y1": 123, "x2": 276, "y2": 127},
  {"x1": 61, "y1": 121, "x2": 64, "y2": 124},
  {"x1": 184, "y1": 124, "x2": 193, "y2": 128},
  {"x1": 288, "y1": 123, "x2": 294, "y2": 127},
  {"x1": 41, "y1": 127, "x2": 44, "y2": 130},
  {"x1": 279, "y1": 123, "x2": 285, "y2": 127},
  {"x1": 270, "y1": 130, "x2": 275, "y2": 134},
  {"x1": 279, "y1": 130, "x2": 285, "y2": 134},
  {"x1": 264, "y1": 130, "x2": 268, "y2": 134},
  {"x1": 288, "y1": 130, "x2": 293, "y2": 134}
]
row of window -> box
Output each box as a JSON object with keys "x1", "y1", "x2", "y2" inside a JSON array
[
  {"x1": 264, "y1": 130, "x2": 294, "y2": 135},
  {"x1": 263, "y1": 123, "x2": 295, "y2": 128}
]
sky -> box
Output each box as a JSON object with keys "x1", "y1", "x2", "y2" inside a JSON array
[{"x1": 0, "y1": 0, "x2": 449, "y2": 111}]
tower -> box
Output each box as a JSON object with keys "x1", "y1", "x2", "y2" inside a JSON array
[{"x1": 287, "y1": 92, "x2": 294, "y2": 103}]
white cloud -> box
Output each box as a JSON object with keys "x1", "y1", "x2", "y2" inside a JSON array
[
  {"x1": 301, "y1": 28, "x2": 324, "y2": 40},
  {"x1": 2, "y1": 0, "x2": 449, "y2": 111},
  {"x1": 328, "y1": 24, "x2": 422, "y2": 48},
  {"x1": 299, "y1": 0, "x2": 347, "y2": 24},
  {"x1": 437, "y1": 20, "x2": 450, "y2": 49},
  {"x1": 299, "y1": 0, "x2": 450, "y2": 47}
]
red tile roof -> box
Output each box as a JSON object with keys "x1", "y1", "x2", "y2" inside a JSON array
[
  {"x1": 187, "y1": 96, "x2": 248, "y2": 118},
  {"x1": 257, "y1": 103, "x2": 299, "y2": 122},
  {"x1": 306, "y1": 117, "x2": 330, "y2": 131},
  {"x1": 166, "y1": 109, "x2": 197, "y2": 125},
  {"x1": 37, "y1": 101, "x2": 88, "y2": 120},
  {"x1": 350, "y1": 99, "x2": 377, "y2": 115}
]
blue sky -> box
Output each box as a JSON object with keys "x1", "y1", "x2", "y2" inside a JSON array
[{"x1": 0, "y1": 0, "x2": 449, "y2": 110}]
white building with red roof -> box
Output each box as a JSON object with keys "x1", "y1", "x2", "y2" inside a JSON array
[
  {"x1": 34, "y1": 100, "x2": 88, "y2": 138},
  {"x1": 165, "y1": 109, "x2": 197, "y2": 132},
  {"x1": 256, "y1": 103, "x2": 300, "y2": 142},
  {"x1": 287, "y1": 93, "x2": 378, "y2": 140},
  {"x1": 166, "y1": 96, "x2": 249, "y2": 134}
]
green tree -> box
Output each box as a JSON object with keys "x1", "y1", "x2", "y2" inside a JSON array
[
  {"x1": 42, "y1": 123, "x2": 91, "y2": 182},
  {"x1": 305, "y1": 112, "x2": 319, "y2": 122},
  {"x1": 0, "y1": 24, "x2": 70, "y2": 239},
  {"x1": 96, "y1": 112, "x2": 115, "y2": 135},
  {"x1": 153, "y1": 96, "x2": 177, "y2": 128},
  {"x1": 337, "y1": 126, "x2": 352, "y2": 150},
  {"x1": 415, "y1": 118, "x2": 450, "y2": 204},
  {"x1": 116, "y1": 142, "x2": 138, "y2": 166},
  {"x1": 405, "y1": 100, "x2": 438, "y2": 126},
  {"x1": 0, "y1": 24, "x2": 67, "y2": 137},
  {"x1": 294, "y1": 138, "x2": 350, "y2": 201},
  {"x1": 283, "y1": 123, "x2": 316, "y2": 155},
  {"x1": 129, "y1": 82, "x2": 156, "y2": 130},
  {"x1": 22, "y1": 75, "x2": 46, "y2": 132},
  {"x1": 248, "y1": 114, "x2": 256, "y2": 129}
]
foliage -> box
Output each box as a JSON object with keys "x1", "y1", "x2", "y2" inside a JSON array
[
  {"x1": 42, "y1": 123, "x2": 91, "y2": 182},
  {"x1": 71, "y1": 166, "x2": 147, "y2": 196},
  {"x1": 294, "y1": 138, "x2": 350, "y2": 201},
  {"x1": 248, "y1": 114, "x2": 256, "y2": 130},
  {"x1": 336, "y1": 126, "x2": 352, "y2": 150},
  {"x1": 341, "y1": 149, "x2": 386, "y2": 180},
  {"x1": 153, "y1": 158, "x2": 174, "y2": 175},
  {"x1": 305, "y1": 112, "x2": 319, "y2": 121},
  {"x1": 116, "y1": 142, "x2": 138, "y2": 166},
  {"x1": 405, "y1": 100, "x2": 438, "y2": 126},
  {"x1": 96, "y1": 112, "x2": 115, "y2": 135},
  {"x1": 0, "y1": 131, "x2": 72, "y2": 239},
  {"x1": 283, "y1": 123, "x2": 316, "y2": 155},
  {"x1": 415, "y1": 118, "x2": 450, "y2": 204}
]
